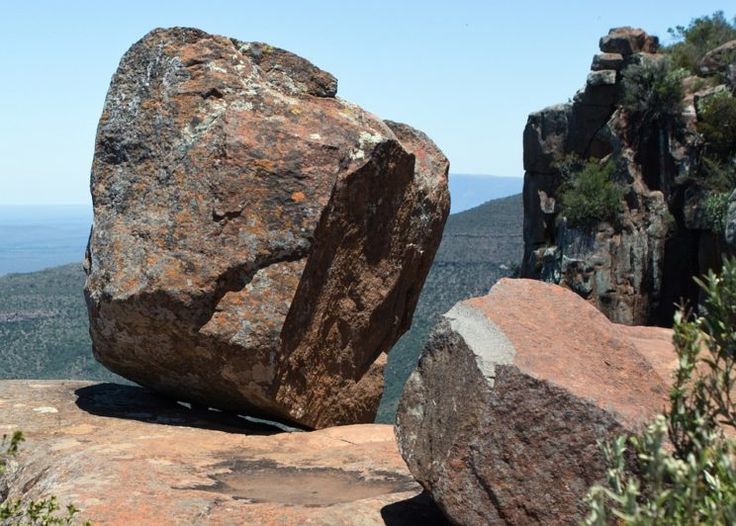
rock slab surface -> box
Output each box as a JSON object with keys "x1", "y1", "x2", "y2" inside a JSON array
[
  {"x1": 396, "y1": 278, "x2": 675, "y2": 526},
  {"x1": 84, "y1": 28, "x2": 449, "y2": 429},
  {"x1": 0, "y1": 380, "x2": 448, "y2": 526}
]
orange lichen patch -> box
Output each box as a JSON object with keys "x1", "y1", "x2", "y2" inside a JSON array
[{"x1": 290, "y1": 192, "x2": 306, "y2": 203}]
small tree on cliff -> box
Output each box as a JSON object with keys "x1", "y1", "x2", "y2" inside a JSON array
[{"x1": 585, "y1": 258, "x2": 736, "y2": 524}]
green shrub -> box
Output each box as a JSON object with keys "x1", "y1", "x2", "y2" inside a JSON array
[
  {"x1": 698, "y1": 92, "x2": 736, "y2": 162},
  {"x1": 0, "y1": 431, "x2": 89, "y2": 526},
  {"x1": 664, "y1": 11, "x2": 736, "y2": 74},
  {"x1": 585, "y1": 258, "x2": 736, "y2": 525},
  {"x1": 697, "y1": 156, "x2": 736, "y2": 194},
  {"x1": 558, "y1": 159, "x2": 625, "y2": 228},
  {"x1": 704, "y1": 192, "x2": 731, "y2": 234},
  {"x1": 622, "y1": 57, "x2": 687, "y2": 132}
]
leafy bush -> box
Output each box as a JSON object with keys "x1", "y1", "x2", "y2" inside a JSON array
[
  {"x1": 585, "y1": 258, "x2": 736, "y2": 524},
  {"x1": 699, "y1": 156, "x2": 736, "y2": 196},
  {"x1": 558, "y1": 159, "x2": 625, "y2": 228},
  {"x1": 0, "y1": 431, "x2": 89, "y2": 526},
  {"x1": 622, "y1": 57, "x2": 687, "y2": 132},
  {"x1": 704, "y1": 192, "x2": 731, "y2": 234},
  {"x1": 698, "y1": 91, "x2": 736, "y2": 162},
  {"x1": 665, "y1": 11, "x2": 736, "y2": 74}
]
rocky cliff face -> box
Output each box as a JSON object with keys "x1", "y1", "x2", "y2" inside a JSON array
[
  {"x1": 522, "y1": 27, "x2": 735, "y2": 326},
  {"x1": 84, "y1": 28, "x2": 449, "y2": 429}
]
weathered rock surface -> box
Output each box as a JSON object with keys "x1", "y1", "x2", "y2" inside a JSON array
[
  {"x1": 0, "y1": 380, "x2": 447, "y2": 525},
  {"x1": 521, "y1": 28, "x2": 733, "y2": 326},
  {"x1": 599, "y1": 27, "x2": 659, "y2": 56},
  {"x1": 84, "y1": 28, "x2": 449, "y2": 429},
  {"x1": 396, "y1": 278, "x2": 674, "y2": 526}
]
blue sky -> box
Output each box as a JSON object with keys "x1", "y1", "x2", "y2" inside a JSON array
[{"x1": 0, "y1": 1, "x2": 731, "y2": 204}]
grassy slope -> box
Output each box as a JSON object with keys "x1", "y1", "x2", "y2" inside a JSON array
[{"x1": 0, "y1": 194, "x2": 523, "y2": 421}]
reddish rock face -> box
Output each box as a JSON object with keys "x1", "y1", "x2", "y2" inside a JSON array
[
  {"x1": 84, "y1": 28, "x2": 450, "y2": 429},
  {"x1": 396, "y1": 278, "x2": 674, "y2": 525}
]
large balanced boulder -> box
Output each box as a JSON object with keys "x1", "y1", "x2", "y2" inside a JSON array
[
  {"x1": 396, "y1": 278, "x2": 675, "y2": 525},
  {"x1": 84, "y1": 28, "x2": 450, "y2": 429},
  {"x1": 0, "y1": 380, "x2": 447, "y2": 525}
]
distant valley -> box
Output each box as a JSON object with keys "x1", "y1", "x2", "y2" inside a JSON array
[{"x1": 0, "y1": 187, "x2": 523, "y2": 421}]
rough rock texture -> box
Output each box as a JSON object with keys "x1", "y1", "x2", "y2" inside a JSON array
[
  {"x1": 0, "y1": 380, "x2": 448, "y2": 526},
  {"x1": 521, "y1": 28, "x2": 731, "y2": 326},
  {"x1": 396, "y1": 278, "x2": 675, "y2": 526},
  {"x1": 599, "y1": 27, "x2": 659, "y2": 55},
  {"x1": 84, "y1": 28, "x2": 450, "y2": 429}
]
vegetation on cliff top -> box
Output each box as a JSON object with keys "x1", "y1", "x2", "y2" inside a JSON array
[
  {"x1": 586, "y1": 258, "x2": 736, "y2": 524},
  {"x1": 621, "y1": 56, "x2": 686, "y2": 135},
  {"x1": 664, "y1": 11, "x2": 736, "y2": 75}
]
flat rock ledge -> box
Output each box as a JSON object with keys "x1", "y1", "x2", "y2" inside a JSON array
[
  {"x1": 0, "y1": 380, "x2": 447, "y2": 525},
  {"x1": 396, "y1": 278, "x2": 676, "y2": 526}
]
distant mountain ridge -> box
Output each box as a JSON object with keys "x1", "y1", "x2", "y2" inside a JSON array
[
  {"x1": 0, "y1": 193, "x2": 524, "y2": 422},
  {"x1": 448, "y1": 174, "x2": 522, "y2": 213}
]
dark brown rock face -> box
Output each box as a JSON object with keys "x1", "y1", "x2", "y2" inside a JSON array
[
  {"x1": 396, "y1": 278, "x2": 674, "y2": 526},
  {"x1": 84, "y1": 28, "x2": 449, "y2": 429},
  {"x1": 599, "y1": 27, "x2": 659, "y2": 55}
]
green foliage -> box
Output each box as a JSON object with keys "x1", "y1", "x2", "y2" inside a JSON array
[
  {"x1": 699, "y1": 156, "x2": 736, "y2": 194},
  {"x1": 698, "y1": 92, "x2": 736, "y2": 162},
  {"x1": 585, "y1": 258, "x2": 736, "y2": 524},
  {"x1": 0, "y1": 431, "x2": 90, "y2": 526},
  {"x1": 0, "y1": 432, "x2": 24, "y2": 475},
  {"x1": 622, "y1": 57, "x2": 687, "y2": 131},
  {"x1": 703, "y1": 192, "x2": 731, "y2": 234},
  {"x1": 0, "y1": 264, "x2": 120, "y2": 382},
  {"x1": 1, "y1": 497, "x2": 86, "y2": 526},
  {"x1": 665, "y1": 11, "x2": 736, "y2": 74},
  {"x1": 558, "y1": 159, "x2": 625, "y2": 228}
]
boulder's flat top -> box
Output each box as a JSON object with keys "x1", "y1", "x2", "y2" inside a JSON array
[
  {"x1": 0, "y1": 380, "x2": 444, "y2": 525},
  {"x1": 465, "y1": 278, "x2": 673, "y2": 428}
]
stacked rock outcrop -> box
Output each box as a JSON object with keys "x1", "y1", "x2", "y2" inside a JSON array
[
  {"x1": 522, "y1": 27, "x2": 735, "y2": 326},
  {"x1": 396, "y1": 278, "x2": 675, "y2": 525},
  {"x1": 84, "y1": 28, "x2": 449, "y2": 429},
  {"x1": 522, "y1": 27, "x2": 672, "y2": 325}
]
